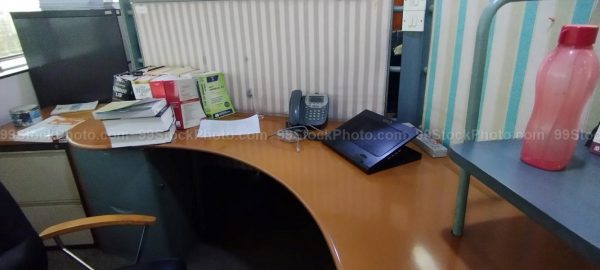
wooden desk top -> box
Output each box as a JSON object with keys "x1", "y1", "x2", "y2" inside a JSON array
[
  {"x1": 0, "y1": 107, "x2": 93, "y2": 151},
  {"x1": 0, "y1": 107, "x2": 594, "y2": 268},
  {"x1": 66, "y1": 112, "x2": 462, "y2": 269}
]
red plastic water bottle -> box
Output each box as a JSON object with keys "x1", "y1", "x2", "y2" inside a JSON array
[{"x1": 521, "y1": 25, "x2": 600, "y2": 171}]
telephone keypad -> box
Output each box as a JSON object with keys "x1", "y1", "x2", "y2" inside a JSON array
[
  {"x1": 305, "y1": 108, "x2": 327, "y2": 125},
  {"x1": 298, "y1": 93, "x2": 329, "y2": 126}
]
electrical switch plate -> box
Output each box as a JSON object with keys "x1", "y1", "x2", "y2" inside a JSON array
[
  {"x1": 404, "y1": 0, "x2": 426, "y2": 11},
  {"x1": 402, "y1": 10, "x2": 425, "y2": 32}
]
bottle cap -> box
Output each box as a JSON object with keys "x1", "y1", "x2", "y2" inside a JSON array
[{"x1": 558, "y1": 24, "x2": 599, "y2": 46}]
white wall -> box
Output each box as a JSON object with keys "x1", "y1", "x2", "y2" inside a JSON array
[
  {"x1": 133, "y1": 0, "x2": 393, "y2": 120},
  {"x1": 584, "y1": 6, "x2": 600, "y2": 132},
  {"x1": 0, "y1": 72, "x2": 39, "y2": 125}
]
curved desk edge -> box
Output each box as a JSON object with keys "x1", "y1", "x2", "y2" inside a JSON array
[{"x1": 66, "y1": 114, "x2": 460, "y2": 270}]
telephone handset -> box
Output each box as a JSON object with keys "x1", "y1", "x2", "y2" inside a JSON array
[{"x1": 288, "y1": 89, "x2": 329, "y2": 127}]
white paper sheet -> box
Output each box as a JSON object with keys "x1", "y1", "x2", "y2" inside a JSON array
[{"x1": 197, "y1": 114, "x2": 261, "y2": 138}]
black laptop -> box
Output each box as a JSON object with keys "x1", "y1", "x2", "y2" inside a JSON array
[{"x1": 322, "y1": 110, "x2": 421, "y2": 174}]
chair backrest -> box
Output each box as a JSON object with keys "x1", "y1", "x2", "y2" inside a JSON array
[{"x1": 0, "y1": 181, "x2": 47, "y2": 270}]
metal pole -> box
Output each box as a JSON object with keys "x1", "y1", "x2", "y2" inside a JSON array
[
  {"x1": 463, "y1": 0, "x2": 535, "y2": 142},
  {"x1": 54, "y1": 237, "x2": 95, "y2": 270},
  {"x1": 396, "y1": 0, "x2": 434, "y2": 125},
  {"x1": 389, "y1": 66, "x2": 401, "y2": 73},
  {"x1": 451, "y1": 169, "x2": 471, "y2": 236},
  {"x1": 134, "y1": 225, "x2": 149, "y2": 264},
  {"x1": 451, "y1": 0, "x2": 540, "y2": 237}
]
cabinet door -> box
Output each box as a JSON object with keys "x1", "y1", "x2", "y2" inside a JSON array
[
  {"x1": 0, "y1": 150, "x2": 80, "y2": 203},
  {"x1": 0, "y1": 150, "x2": 93, "y2": 246},
  {"x1": 69, "y1": 147, "x2": 196, "y2": 260}
]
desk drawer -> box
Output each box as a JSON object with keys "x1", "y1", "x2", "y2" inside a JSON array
[{"x1": 0, "y1": 150, "x2": 80, "y2": 203}]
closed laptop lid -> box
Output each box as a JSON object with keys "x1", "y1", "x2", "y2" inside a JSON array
[
  {"x1": 323, "y1": 110, "x2": 421, "y2": 174},
  {"x1": 326, "y1": 110, "x2": 416, "y2": 156},
  {"x1": 340, "y1": 116, "x2": 411, "y2": 157}
]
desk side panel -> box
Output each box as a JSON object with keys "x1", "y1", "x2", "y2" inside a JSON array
[{"x1": 69, "y1": 147, "x2": 196, "y2": 259}]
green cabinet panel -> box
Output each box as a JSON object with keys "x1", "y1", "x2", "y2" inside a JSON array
[{"x1": 69, "y1": 147, "x2": 196, "y2": 260}]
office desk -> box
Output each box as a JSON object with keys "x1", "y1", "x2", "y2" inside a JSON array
[
  {"x1": 0, "y1": 109, "x2": 597, "y2": 268},
  {"x1": 0, "y1": 108, "x2": 597, "y2": 269},
  {"x1": 66, "y1": 114, "x2": 462, "y2": 269},
  {"x1": 0, "y1": 107, "x2": 70, "y2": 151},
  {"x1": 64, "y1": 113, "x2": 600, "y2": 269}
]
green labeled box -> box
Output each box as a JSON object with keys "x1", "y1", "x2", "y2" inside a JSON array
[{"x1": 194, "y1": 72, "x2": 235, "y2": 118}]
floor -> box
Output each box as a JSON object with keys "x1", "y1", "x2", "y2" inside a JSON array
[
  {"x1": 47, "y1": 244, "x2": 250, "y2": 270},
  {"x1": 48, "y1": 248, "x2": 128, "y2": 270},
  {"x1": 48, "y1": 161, "x2": 336, "y2": 270},
  {"x1": 431, "y1": 180, "x2": 600, "y2": 270}
]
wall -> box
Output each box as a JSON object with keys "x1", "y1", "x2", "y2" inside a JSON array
[
  {"x1": 586, "y1": 6, "x2": 600, "y2": 132},
  {"x1": 132, "y1": 0, "x2": 394, "y2": 120},
  {"x1": 0, "y1": 72, "x2": 38, "y2": 125},
  {"x1": 423, "y1": 0, "x2": 599, "y2": 145}
]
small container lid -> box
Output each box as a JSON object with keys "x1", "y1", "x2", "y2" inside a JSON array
[
  {"x1": 9, "y1": 104, "x2": 40, "y2": 114},
  {"x1": 558, "y1": 24, "x2": 599, "y2": 46}
]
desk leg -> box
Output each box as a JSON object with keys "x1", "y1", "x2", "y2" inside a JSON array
[{"x1": 452, "y1": 169, "x2": 471, "y2": 236}]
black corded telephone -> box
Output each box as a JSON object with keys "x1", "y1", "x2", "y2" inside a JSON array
[{"x1": 287, "y1": 89, "x2": 329, "y2": 128}]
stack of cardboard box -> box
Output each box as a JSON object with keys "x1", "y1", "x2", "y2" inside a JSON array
[{"x1": 112, "y1": 66, "x2": 236, "y2": 130}]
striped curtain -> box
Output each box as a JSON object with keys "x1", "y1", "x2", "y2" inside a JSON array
[
  {"x1": 424, "y1": 0, "x2": 600, "y2": 145},
  {"x1": 131, "y1": 0, "x2": 393, "y2": 120}
]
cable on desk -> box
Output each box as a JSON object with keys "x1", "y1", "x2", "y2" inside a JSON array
[{"x1": 269, "y1": 125, "x2": 328, "y2": 152}]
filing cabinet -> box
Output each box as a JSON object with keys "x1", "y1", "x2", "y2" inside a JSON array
[{"x1": 0, "y1": 150, "x2": 93, "y2": 246}]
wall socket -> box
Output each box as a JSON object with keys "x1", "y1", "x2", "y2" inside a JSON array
[
  {"x1": 402, "y1": 0, "x2": 426, "y2": 32},
  {"x1": 402, "y1": 11, "x2": 425, "y2": 32},
  {"x1": 404, "y1": 0, "x2": 426, "y2": 11}
]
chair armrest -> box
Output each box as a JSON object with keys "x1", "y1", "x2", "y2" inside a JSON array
[{"x1": 39, "y1": 214, "x2": 156, "y2": 240}]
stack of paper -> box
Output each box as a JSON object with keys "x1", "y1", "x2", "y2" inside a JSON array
[{"x1": 197, "y1": 115, "x2": 261, "y2": 138}]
